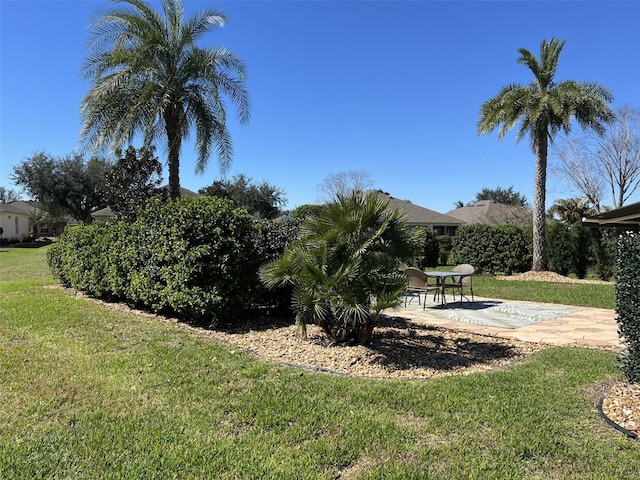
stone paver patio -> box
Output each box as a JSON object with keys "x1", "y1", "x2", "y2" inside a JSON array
[{"x1": 392, "y1": 297, "x2": 620, "y2": 350}]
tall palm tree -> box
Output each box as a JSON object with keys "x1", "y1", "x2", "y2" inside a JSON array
[
  {"x1": 478, "y1": 38, "x2": 614, "y2": 271},
  {"x1": 80, "y1": 0, "x2": 250, "y2": 198}
]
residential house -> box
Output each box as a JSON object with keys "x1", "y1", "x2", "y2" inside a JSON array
[
  {"x1": 0, "y1": 201, "x2": 32, "y2": 242},
  {"x1": 445, "y1": 200, "x2": 531, "y2": 227},
  {"x1": 374, "y1": 191, "x2": 462, "y2": 236}
]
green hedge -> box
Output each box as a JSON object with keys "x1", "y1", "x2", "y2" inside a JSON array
[
  {"x1": 409, "y1": 227, "x2": 439, "y2": 268},
  {"x1": 615, "y1": 232, "x2": 640, "y2": 382},
  {"x1": 48, "y1": 197, "x2": 258, "y2": 326},
  {"x1": 450, "y1": 224, "x2": 531, "y2": 275},
  {"x1": 250, "y1": 218, "x2": 301, "y2": 312}
]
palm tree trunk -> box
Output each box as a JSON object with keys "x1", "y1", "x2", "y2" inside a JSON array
[
  {"x1": 165, "y1": 110, "x2": 182, "y2": 199},
  {"x1": 532, "y1": 133, "x2": 549, "y2": 271}
]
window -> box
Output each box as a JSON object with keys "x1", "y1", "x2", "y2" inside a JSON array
[{"x1": 15, "y1": 216, "x2": 19, "y2": 236}]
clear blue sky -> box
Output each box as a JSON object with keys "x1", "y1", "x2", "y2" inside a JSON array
[{"x1": 1, "y1": 0, "x2": 639, "y2": 213}]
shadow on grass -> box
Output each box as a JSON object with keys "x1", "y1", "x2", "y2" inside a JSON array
[
  {"x1": 1, "y1": 240, "x2": 53, "y2": 249},
  {"x1": 369, "y1": 315, "x2": 520, "y2": 372}
]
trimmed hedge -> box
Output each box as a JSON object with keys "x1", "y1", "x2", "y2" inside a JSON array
[
  {"x1": 410, "y1": 227, "x2": 439, "y2": 268},
  {"x1": 615, "y1": 232, "x2": 640, "y2": 382},
  {"x1": 450, "y1": 224, "x2": 531, "y2": 275},
  {"x1": 49, "y1": 197, "x2": 258, "y2": 326},
  {"x1": 250, "y1": 218, "x2": 301, "y2": 312}
]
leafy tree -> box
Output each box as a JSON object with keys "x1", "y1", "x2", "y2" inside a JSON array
[
  {"x1": 551, "y1": 104, "x2": 640, "y2": 211},
  {"x1": 290, "y1": 204, "x2": 325, "y2": 220},
  {"x1": 260, "y1": 191, "x2": 420, "y2": 346},
  {"x1": 80, "y1": 0, "x2": 250, "y2": 199},
  {"x1": 199, "y1": 174, "x2": 286, "y2": 219},
  {"x1": 549, "y1": 197, "x2": 597, "y2": 224},
  {"x1": 98, "y1": 146, "x2": 163, "y2": 221},
  {"x1": 0, "y1": 187, "x2": 21, "y2": 203},
  {"x1": 11, "y1": 152, "x2": 109, "y2": 223},
  {"x1": 316, "y1": 169, "x2": 374, "y2": 202},
  {"x1": 478, "y1": 38, "x2": 614, "y2": 271},
  {"x1": 474, "y1": 186, "x2": 528, "y2": 206}
]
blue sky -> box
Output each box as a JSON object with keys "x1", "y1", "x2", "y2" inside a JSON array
[{"x1": 1, "y1": 0, "x2": 639, "y2": 213}]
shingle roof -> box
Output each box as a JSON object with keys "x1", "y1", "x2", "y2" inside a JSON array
[
  {"x1": 0, "y1": 201, "x2": 32, "y2": 215},
  {"x1": 445, "y1": 200, "x2": 530, "y2": 226},
  {"x1": 375, "y1": 192, "x2": 462, "y2": 226}
]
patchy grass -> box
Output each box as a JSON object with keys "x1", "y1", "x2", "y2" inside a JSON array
[{"x1": 1, "y1": 247, "x2": 635, "y2": 479}]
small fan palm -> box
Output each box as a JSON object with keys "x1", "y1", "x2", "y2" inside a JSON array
[
  {"x1": 80, "y1": 0, "x2": 250, "y2": 198},
  {"x1": 260, "y1": 191, "x2": 420, "y2": 346}
]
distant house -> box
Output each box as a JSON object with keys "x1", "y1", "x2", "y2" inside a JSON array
[
  {"x1": 375, "y1": 191, "x2": 462, "y2": 236},
  {"x1": 445, "y1": 200, "x2": 531, "y2": 227},
  {"x1": 0, "y1": 201, "x2": 32, "y2": 242}
]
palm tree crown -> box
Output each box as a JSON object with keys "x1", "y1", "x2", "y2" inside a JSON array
[
  {"x1": 80, "y1": 0, "x2": 250, "y2": 198},
  {"x1": 478, "y1": 38, "x2": 614, "y2": 271}
]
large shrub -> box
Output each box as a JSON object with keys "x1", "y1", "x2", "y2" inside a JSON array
[
  {"x1": 47, "y1": 222, "x2": 117, "y2": 296},
  {"x1": 48, "y1": 197, "x2": 258, "y2": 327},
  {"x1": 451, "y1": 224, "x2": 531, "y2": 275},
  {"x1": 592, "y1": 228, "x2": 617, "y2": 281},
  {"x1": 410, "y1": 227, "x2": 439, "y2": 268},
  {"x1": 547, "y1": 221, "x2": 595, "y2": 278},
  {"x1": 125, "y1": 197, "x2": 257, "y2": 324},
  {"x1": 546, "y1": 221, "x2": 573, "y2": 276},
  {"x1": 250, "y1": 218, "x2": 301, "y2": 312},
  {"x1": 615, "y1": 232, "x2": 640, "y2": 382},
  {"x1": 437, "y1": 235, "x2": 452, "y2": 266}
]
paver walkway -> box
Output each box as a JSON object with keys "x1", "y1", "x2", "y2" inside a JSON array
[{"x1": 393, "y1": 298, "x2": 620, "y2": 350}]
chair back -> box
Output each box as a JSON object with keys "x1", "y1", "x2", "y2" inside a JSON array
[
  {"x1": 452, "y1": 264, "x2": 474, "y2": 285},
  {"x1": 404, "y1": 267, "x2": 427, "y2": 289}
]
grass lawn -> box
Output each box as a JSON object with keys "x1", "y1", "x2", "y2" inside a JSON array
[{"x1": 0, "y1": 246, "x2": 636, "y2": 479}]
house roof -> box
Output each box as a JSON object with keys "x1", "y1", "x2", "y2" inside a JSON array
[
  {"x1": 91, "y1": 206, "x2": 114, "y2": 218},
  {"x1": 445, "y1": 200, "x2": 530, "y2": 226},
  {"x1": 582, "y1": 201, "x2": 640, "y2": 229},
  {"x1": 375, "y1": 192, "x2": 462, "y2": 226},
  {"x1": 161, "y1": 185, "x2": 201, "y2": 197},
  {"x1": 0, "y1": 201, "x2": 32, "y2": 216}
]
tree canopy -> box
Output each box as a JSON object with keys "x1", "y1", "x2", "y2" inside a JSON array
[
  {"x1": 199, "y1": 174, "x2": 286, "y2": 219},
  {"x1": 11, "y1": 152, "x2": 109, "y2": 223},
  {"x1": 80, "y1": 0, "x2": 250, "y2": 198},
  {"x1": 474, "y1": 186, "x2": 528, "y2": 206},
  {"x1": 98, "y1": 146, "x2": 163, "y2": 221}
]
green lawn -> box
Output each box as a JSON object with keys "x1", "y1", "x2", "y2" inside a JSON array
[{"x1": 0, "y1": 246, "x2": 636, "y2": 479}]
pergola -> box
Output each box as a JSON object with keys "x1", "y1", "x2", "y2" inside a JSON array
[{"x1": 582, "y1": 202, "x2": 640, "y2": 229}]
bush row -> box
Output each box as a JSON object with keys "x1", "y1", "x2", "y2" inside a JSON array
[
  {"x1": 615, "y1": 232, "x2": 640, "y2": 382},
  {"x1": 48, "y1": 197, "x2": 299, "y2": 327},
  {"x1": 450, "y1": 224, "x2": 532, "y2": 275},
  {"x1": 450, "y1": 221, "x2": 616, "y2": 279}
]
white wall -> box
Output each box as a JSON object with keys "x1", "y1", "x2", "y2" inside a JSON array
[{"x1": 0, "y1": 213, "x2": 31, "y2": 241}]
